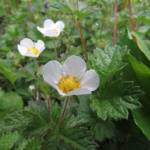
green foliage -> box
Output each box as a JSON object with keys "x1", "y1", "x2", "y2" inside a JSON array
[
  {"x1": 91, "y1": 95, "x2": 141, "y2": 120},
  {"x1": 17, "y1": 138, "x2": 41, "y2": 150},
  {"x1": 128, "y1": 54, "x2": 150, "y2": 95},
  {"x1": 130, "y1": 32, "x2": 150, "y2": 61},
  {"x1": 0, "y1": 59, "x2": 18, "y2": 84},
  {"x1": 89, "y1": 45, "x2": 128, "y2": 88},
  {"x1": 0, "y1": 0, "x2": 150, "y2": 149},
  {"x1": 89, "y1": 45, "x2": 141, "y2": 120},
  {"x1": 0, "y1": 100, "x2": 95, "y2": 150},
  {"x1": 0, "y1": 132, "x2": 20, "y2": 150},
  {"x1": 45, "y1": 127, "x2": 95, "y2": 150},
  {"x1": 128, "y1": 54, "x2": 150, "y2": 141},
  {"x1": 76, "y1": 96, "x2": 116, "y2": 142},
  {"x1": 0, "y1": 90, "x2": 23, "y2": 118},
  {"x1": 133, "y1": 108, "x2": 150, "y2": 141},
  {"x1": 92, "y1": 120, "x2": 116, "y2": 142}
]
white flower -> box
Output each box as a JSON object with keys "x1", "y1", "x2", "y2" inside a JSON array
[
  {"x1": 65, "y1": 0, "x2": 87, "y2": 11},
  {"x1": 37, "y1": 19, "x2": 65, "y2": 37},
  {"x1": 29, "y1": 85, "x2": 35, "y2": 91},
  {"x1": 17, "y1": 38, "x2": 45, "y2": 57},
  {"x1": 42, "y1": 55, "x2": 100, "y2": 96}
]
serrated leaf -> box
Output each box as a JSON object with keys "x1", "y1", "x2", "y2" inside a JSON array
[
  {"x1": 77, "y1": 96, "x2": 116, "y2": 142},
  {"x1": 90, "y1": 95, "x2": 141, "y2": 120},
  {"x1": 0, "y1": 132, "x2": 20, "y2": 150},
  {"x1": 17, "y1": 138, "x2": 41, "y2": 150},
  {"x1": 0, "y1": 101, "x2": 49, "y2": 136},
  {"x1": 47, "y1": 127, "x2": 96, "y2": 150},
  {"x1": 93, "y1": 120, "x2": 115, "y2": 141},
  {"x1": 1, "y1": 110, "x2": 33, "y2": 132},
  {"x1": 89, "y1": 45, "x2": 128, "y2": 87},
  {"x1": 23, "y1": 101, "x2": 50, "y2": 137}
]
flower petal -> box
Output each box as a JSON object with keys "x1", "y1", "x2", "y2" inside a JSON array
[
  {"x1": 37, "y1": 27, "x2": 47, "y2": 36},
  {"x1": 55, "y1": 87, "x2": 66, "y2": 96},
  {"x1": 63, "y1": 55, "x2": 86, "y2": 78},
  {"x1": 20, "y1": 38, "x2": 34, "y2": 48},
  {"x1": 81, "y1": 69, "x2": 100, "y2": 91},
  {"x1": 17, "y1": 45, "x2": 27, "y2": 56},
  {"x1": 45, "y1": 28, "x2": 60, "y2": 37},
  {"x1": 44, "y1": 19, "x2": 54, "y2": 28},
  {"x1": 66, "y1": 88, "x2": 91, "y2": 96},
  {"x1": 37, "y1": 27, "x2": 60, "y2": 37},
  {"x1": 35, "y1": 40, "x2": 45, "y2": 51},
  {"x1": 17, "y1": 45, "x2": 38, "y2": 57},
  {"x1": 42, "y1": 61, "x2": 62, "y2": 88},
  {"x1": 56, "y1": 21, "x2": 65, "y2": 31}
]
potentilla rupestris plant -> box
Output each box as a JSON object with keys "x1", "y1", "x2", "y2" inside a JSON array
[
  {"x1": 17, "y1": 38, "x2": 45, "y2": 57},
  {"x1": 42, "y1": 55, "x2": 100, "y2": 96},
  {"x1": 37, "y1": 19, "x2": 65, "y2": 37}
]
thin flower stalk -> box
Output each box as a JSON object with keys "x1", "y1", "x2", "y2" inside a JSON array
[
  {"x1": 57, "y1": 97, "x2": 70, "y2": 126},
  {"x1": 76, "y1": 20, "x2": 88, "y2": 62},
  {"x1": 113, "y1": 0, "x2": 118, "y2": 46}
]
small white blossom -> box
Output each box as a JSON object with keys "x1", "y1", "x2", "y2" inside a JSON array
[
  {"x1": 37, "y1": 19, "x2": 65, "y2": 37},
  {"x1": 29, "y1": 85, "x2": 36, "y2": 91},
  {"x1": 17, "y1": 38, "x2": 45, "y2": 57}
]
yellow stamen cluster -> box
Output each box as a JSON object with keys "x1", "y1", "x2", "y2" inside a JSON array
[
  {"x1": 57, "y1": 75, "x2": 80, "y2": 93},
  {"x1": 28, "y1": 47, "x2": 40, "y2": 55}
]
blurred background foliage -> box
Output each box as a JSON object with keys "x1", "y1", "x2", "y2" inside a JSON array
[{"x1": 0, "y1": 0, "x2": 150, "y2": 149}]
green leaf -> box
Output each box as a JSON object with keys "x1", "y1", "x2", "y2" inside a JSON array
[
  {"x1": 93, "y1": 120, "x2": 115, "y2": 141},
  {"x1": 90, "y1": 95, "x2": 141, "y2": 120},
  {"x1": 17, "y1": 138, "x2": 41, "y2": 150},
  {"x1": 1, "y1": 110, "x2": 33, "y2": 132},
  {"x1": 0, "y1": 59, "x2": 18, "y2": 84},
  {"x1": 0, "y1": 91, "x2": 23, "y2": 118},
  {"x1": 128, "y1": 55, "x2": 150, "y2": 140},
  {"x1": 0, "y1": 132, "x2": 20, "y2": 150},
  {"x1": 89, "y1": 45, "x2": 128, "y2": 87},
  {"x1": 133, "y1": 108, "x2": 150, "y2": 141},
  {"x1": 0, "y1": 101, "x2": 49, "y2": 136},
  {"x1": 128, "y1": 54, "x2": 150, "y2": 95},
  {"x1": 77, "y1": 96, "x2": 116, "y2": 142},
  {"x1": 47, "y1": 127, "x2": 96, "y2": 150},
  {"x1": 130, "y1": 32, "x2": 150, "y2": 61},
  {"x1": 137, "y1": 15, "x2": 150, "y2": 26},
  {"x1": 0, "y1": 91, "x2": 23, "y2": 110}
]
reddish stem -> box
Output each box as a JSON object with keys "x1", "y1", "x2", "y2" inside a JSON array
[
  {"x1": 112, "y1": 0, "x2": 118, "y2": 46},
  {"x1": 128, "y1": 0, "x2": 136, "y2": 31},
  {"x1": 47, "y1": 95, "x2": 51, "y2": 122},
  {"x1": 57, "y1": 97, "x2": 70, "y2": 126},
  {"x1": 76, "y1": 20, "x2": 88, "y2": 62}
]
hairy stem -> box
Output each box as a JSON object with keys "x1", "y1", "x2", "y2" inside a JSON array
[
  {"x1": 54, "y1": 38, "x2": 60, "y2": 59},
  {"x1": 47, "y1": 95, "x2": 52, "y2": 122},
  {"x1": 112, "y1": 0, "x2": 118, "y2": 46},
  {"x1": 76, "y1": 20, "x2": 88, "y2": 62},
  {"x1": 33, "y1": 59, "x2": 40, "y2": 101},
  {"x1": 57, "y1": 97, "x2": 70, "y2": 126}
]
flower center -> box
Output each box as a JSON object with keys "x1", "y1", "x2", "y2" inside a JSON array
[
  {"x1": 57, "y1": 75, "x2": 80, "y2": 93},
  {"x1": 51, "y1": 27, "x2": 59, "y2": 35},
  {"x1": 28, "y1": 47, "x2": 40, "y2": 55}
]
